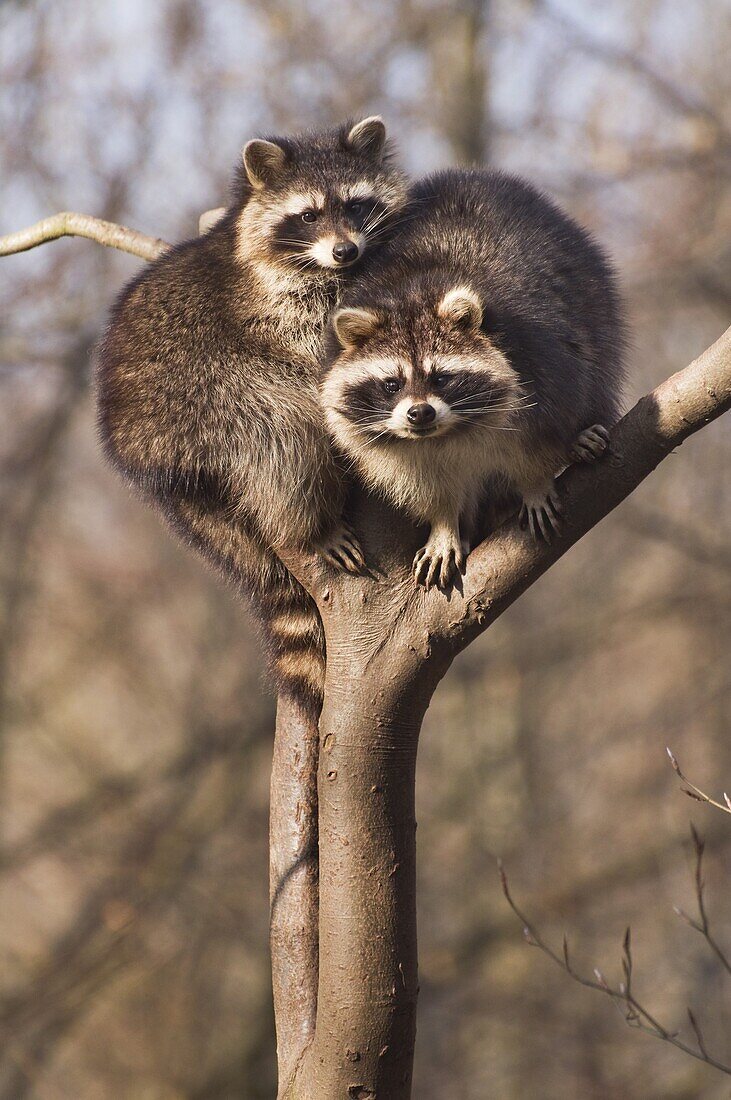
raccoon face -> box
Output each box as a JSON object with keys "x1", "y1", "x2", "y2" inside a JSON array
[
  {"x1": 237, "y1": 117, "x2": 408, "y2": 273},
  {"x1": 323, "y1": 288, "x2": 521, "y2": 445}
]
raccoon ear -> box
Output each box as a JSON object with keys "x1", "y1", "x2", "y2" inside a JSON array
[
  {"x1": 242, "y1": 139, "x2": 288, "y2": 190},
  {"x1": 346, "y1": 116, "x2": 387, "y2": 163},
  {"x1": 437, "y1": 287, "x2": 483, "y2": 331},
  {"x1": 332, "y1": 307, "x2": 381, "y2": 350}
]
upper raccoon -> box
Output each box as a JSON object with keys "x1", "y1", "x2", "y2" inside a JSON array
[
  {"x1": 97, "y1": 118, "x2": 408, "y2": 711},
  {"x1": 321, "y1": 168, "x2": 625, "y2": 589}
]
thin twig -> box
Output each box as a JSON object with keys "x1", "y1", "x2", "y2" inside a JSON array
[
  {"x1": 0, "y1": 212, "x2": 168, "y2": 261},
  {"x1": 673, "y1": 825, "x2": 731, "y2": 977},
  {"x1": 498, "y1": 860, "x2": 731, "y2": 1076},
  {"x1": 667, "y1": 748, "x2": 731, "y2": 815}
]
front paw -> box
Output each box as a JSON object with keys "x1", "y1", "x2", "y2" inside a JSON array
[
  {"x1": 569, "y1": 424, "x2": 610, "y2": 463},
  {"x1": 519, "y1": 487, "x2": 562, "y2": 542},
  {"x1": 316, "y1": 522, "x2": 365, "y2": 574},
  {"x1": 413, "y1": 529, "x2": 465, "y2": 590}
]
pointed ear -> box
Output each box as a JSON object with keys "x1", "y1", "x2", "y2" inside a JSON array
[
  {"x1": 242, "y1": 139, "x2": 288, "y2": 190},
  {"x1": 332, "y1": 307, "x2": 381, "y2": 350},
  {"x1": 346, "y1": 116, "x2": 387, "y2": 163},
  {"x1": 437, "y1": 287, "x2": 483, "y2": 331}
]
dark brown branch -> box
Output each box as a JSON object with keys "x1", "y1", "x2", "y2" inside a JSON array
[
  {"x1": 499, "y1": 860, "x2": 731, "y2": 1077},
  {"x1": 0, "y1": 212, "x2": 168, "y2": 261}
]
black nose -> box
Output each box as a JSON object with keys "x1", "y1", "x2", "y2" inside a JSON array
[
  {"x1": 332, "y1": 240, "x2": 359, "y2": 264},
  {"x1": 406, "y1": 403, "x2": 436, "y2": 427}
]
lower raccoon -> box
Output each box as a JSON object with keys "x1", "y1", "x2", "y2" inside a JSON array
[
  {"x1": 97, "y1": 118, "x2": 408, "y2": 711},
  {"x1": 321, "y1": 168, "x2": 625, "y2": 588}
]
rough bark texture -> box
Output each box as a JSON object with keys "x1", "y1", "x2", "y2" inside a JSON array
[{"x1": 270, "y1": 695, "x2": 320, "y2": 1094}]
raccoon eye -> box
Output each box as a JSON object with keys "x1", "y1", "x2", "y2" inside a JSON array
[
  {"x1": 432, "y1": 373, "x2": 449, "y2": 389},
  {"x1": 348, "y1": 201, "x2": 365, "y2": 216},
  {"x1": 301, "y1": 210, "x2": 317, "y2": 223},
  {"x1": 382, "y1": 378, "x2": 401, "y2": 395}
]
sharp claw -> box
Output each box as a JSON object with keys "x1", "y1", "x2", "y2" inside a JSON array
[
  {"x1": 414, "y1": 554, "x2": 428, "y2": 585},
  {"x1": 341, "y1": 548, "x2": 360, "y2": 570}
]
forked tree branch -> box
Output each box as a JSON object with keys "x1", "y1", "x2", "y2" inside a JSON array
[
  {"x1": 284, "y1": 323, "x2": 731, "y2": 666},
  {"x1": 0, "y1": 212, "x2": 168, "y2": 261}
]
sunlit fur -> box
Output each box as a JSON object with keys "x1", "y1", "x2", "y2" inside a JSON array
[
  {"x1": 322, "y1": 168, "x2": 625, "y2": 577},
  {"x1": 97, "y1": 119, "x2": 408, "y2": 712}
]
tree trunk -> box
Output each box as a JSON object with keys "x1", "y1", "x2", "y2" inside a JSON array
[
  {"x1": 280, "y1": 536, "x2": 455, "y2": 1098},
  {"x1": 270, "y1": 695, "x2": 320, "y2": 1093}
]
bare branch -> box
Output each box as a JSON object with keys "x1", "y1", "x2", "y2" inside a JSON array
[
  {"x1": 499, "y1": 860, "x2": 731, "y2": 1077},
  {"x1": 667, "y1": 748, "x2": 731, "y2": 815},
  {"x1": 0, "y1": 212, "x2": 168, "y2": 261},
  {"x1": 673, "y1": 825, "x2": 731, "y2": 978}
]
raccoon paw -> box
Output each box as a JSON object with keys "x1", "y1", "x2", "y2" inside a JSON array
[
  {"x1": 413, "y1": 530, "x2": 466, "y2": 590},
  {"x1": 569, "y1": 424, "x2": 610, "y2": 464},
  {"x1": 317, "y1": 522, "x2": 365, "y2": 574},
  {"x1": 519, "y1": 489, "x2": 562, "y2": 542}
]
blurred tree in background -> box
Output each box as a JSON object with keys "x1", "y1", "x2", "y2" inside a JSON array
[{"x1": 0, "y1": 1, "x2": 729, "y2": 1097}]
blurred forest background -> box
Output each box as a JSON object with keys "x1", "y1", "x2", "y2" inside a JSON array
[{"x1": 1, "y1": 1, "x2": 730, "y2": 1097}]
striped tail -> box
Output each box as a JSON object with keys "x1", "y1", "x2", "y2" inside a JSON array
[{"x1": 259, "y1": 577, "x2": 326, "y2": 716}]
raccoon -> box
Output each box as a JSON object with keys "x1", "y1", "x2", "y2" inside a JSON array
[
  {"x1": 96, "y1": 118, "x2": 408, "y2": 711},
  {"x1": 321, "y1": 168, "x2": 625, "y2": 589}
]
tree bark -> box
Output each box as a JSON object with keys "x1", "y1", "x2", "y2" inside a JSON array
[
  {"x1": 270, "y1": 695, "x2": 320, "y2": 1094},
  {"x1": 0, "y1": 212, "x2": 167, "y2": 260}
]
